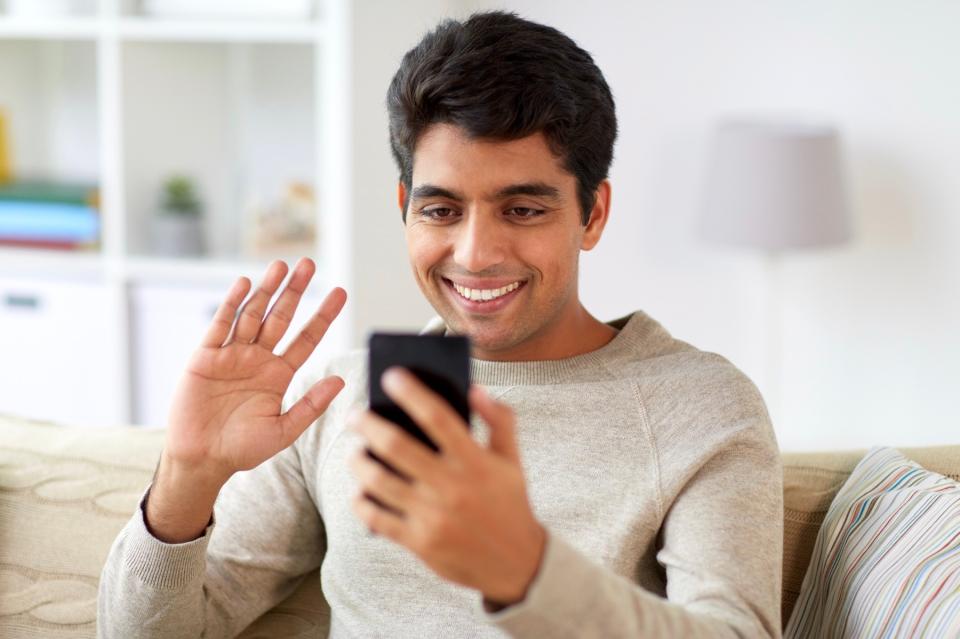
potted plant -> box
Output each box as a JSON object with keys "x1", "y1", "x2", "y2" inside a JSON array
[{"x1": 150, "y1": 174, "x2": 206, "y2": 257}]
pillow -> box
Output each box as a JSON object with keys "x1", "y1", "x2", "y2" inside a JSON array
[{"x1": 785, "y1": 446, "x2": 960, "y2": 638}]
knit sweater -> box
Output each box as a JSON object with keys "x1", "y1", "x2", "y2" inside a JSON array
[{"x1": 97, "y1": 310, "x2": 784, "y2": 638}]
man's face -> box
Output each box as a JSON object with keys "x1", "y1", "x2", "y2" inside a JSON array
[{"x1": 400, "y1": 123, "x2": 606, "y2": 359}]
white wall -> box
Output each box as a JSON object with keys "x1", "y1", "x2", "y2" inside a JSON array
[
  {"x1": 347, "y1": 0, "x2": 462, "y2": 343},
  {"x1": 370, "y1": 0, "x2": 959, "y2": 451}
]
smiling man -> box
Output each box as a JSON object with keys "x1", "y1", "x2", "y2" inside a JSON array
[{"x1": 99, "y1": 11, "x2": 783, "y2": 639}]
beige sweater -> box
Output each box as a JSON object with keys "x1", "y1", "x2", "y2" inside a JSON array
[{"x1": 98, "y1": 310, "x2": 783, "y2": 638}]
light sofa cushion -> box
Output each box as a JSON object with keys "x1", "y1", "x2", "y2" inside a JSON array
[
  {"x1": 784, "y1": 446, "x2": 960, "y2": 638},
  {"x1": 0, "y1": 415, "x2": 166, "y2": 637},
  {"x1": 0, "y1": 414, "x2": 325, "y2": 638},
  {"x1": 780, "y1": 445, "x2": 960, "y2": 628}
]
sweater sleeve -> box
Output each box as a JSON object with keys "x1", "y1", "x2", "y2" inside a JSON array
[
  {"x1": 97, "y1": 373, "x2": 327, "y2": 639},
  {"x1": 479, "y1": 404, "x2": 784, "y2": 638}
]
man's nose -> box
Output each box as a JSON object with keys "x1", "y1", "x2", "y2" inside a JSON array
[{"x1": 452, "y1": 210, "x2": 506, "y2": 273}]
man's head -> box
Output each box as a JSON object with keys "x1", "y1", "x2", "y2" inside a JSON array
[
  {"x1": 386, "y1": 11, "x2": 618, "y2": 358},
  {"x1": 387, "y1": 11, "x2": 617, "y2": 226}
]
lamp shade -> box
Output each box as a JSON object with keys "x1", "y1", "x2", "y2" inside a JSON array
[{"x1": 698, "y1": 119, "x2": 852, "y2": 250}]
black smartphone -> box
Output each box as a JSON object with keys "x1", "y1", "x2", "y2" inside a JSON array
[{"x1": 367, "y1": 332, "x2": 471, "y2": 475}]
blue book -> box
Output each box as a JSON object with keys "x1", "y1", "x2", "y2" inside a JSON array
[{"x1": 0, "y1": 201, "x2": 100, "y2": 242}]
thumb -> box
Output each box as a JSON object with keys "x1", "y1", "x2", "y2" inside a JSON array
[
  {"x1": 470, "y1": 385, "x2": 520, "y2": 464},
  {"x1": 280, "y1": 375, "x2": 345, "y2": 448}
]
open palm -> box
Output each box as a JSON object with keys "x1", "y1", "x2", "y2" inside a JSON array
[{"x1": 163, "y1": 258, "x2": 347, "y2": 481}]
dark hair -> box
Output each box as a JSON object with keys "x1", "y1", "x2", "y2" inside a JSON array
[{"x1": 386, "y1": 10, "x2": 617, "y2": 225}]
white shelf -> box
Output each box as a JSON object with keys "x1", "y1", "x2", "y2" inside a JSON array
[
  {"x1": 0, "y1": 247, "x2": 105, "y2": 278},
  {"x1": 0, "y1": 16, "x2": 322, "y2": 43},
  {"x1": 0, "y1": 0, "x2": 353, "y2": 427},
  {"x1": 124, "y1": 255, "x2": 289, "y2": 285},
  {"x1": 117, "y1": 17, "x2": 323, "y2": 43},
  {"x1": 0, "y1": 247, "x2": 311, "y2": 285},
  {"x1": 0, "y1": 18, "x2": 100, "y2": 39}
]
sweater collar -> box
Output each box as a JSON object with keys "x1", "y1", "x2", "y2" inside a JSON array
[{"x1": 418, "y1": 311, "x2": 662, "y2": 386}]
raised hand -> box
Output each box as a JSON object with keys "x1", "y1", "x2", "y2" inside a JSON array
[
  {"x1": 145, "y1": 257, "x2": 347, "y2": 543},
  {"x1": 162, "y1": 257, "x2": 347, "y2": 487}
]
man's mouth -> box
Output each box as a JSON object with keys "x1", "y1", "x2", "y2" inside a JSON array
[
  {"x1": 449, "y1": 279, "x2": 523, "y2": 302},
  {"x1": 441, "y1": 277, "x2": 528, "y2": 313}
]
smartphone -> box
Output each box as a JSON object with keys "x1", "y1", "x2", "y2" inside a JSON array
[{"x1": 367, "y1": 332, "x2": 471, "y2": 475}]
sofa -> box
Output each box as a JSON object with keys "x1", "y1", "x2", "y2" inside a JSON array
[{"x1": 1, "y1": 411, "x2": 958, "y2": 637}]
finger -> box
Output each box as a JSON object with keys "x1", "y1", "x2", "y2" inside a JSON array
[
  {"x1": 280, "y1": 287, "x2": 347, "y2": 370},
  {"x1": 349, "y1": 408, "x2": 444, "y2": 485},
  {"x1": 229, "y1": 260, "x2": 289, "y2": 344},
  {"x1": 200, "y1": 276, "x2": 251, "y2": 348},
  {"x1": 277, "y1": 375, "x2": 345, "y2": 449},
  {"x1": 352, "y1": 490, "x2": 407, "y2": 542},
  {"x1": 469, "y1": 385, "x2": 520, "y2": 463},
  {"x1": 381, "y1": 367, "x2": 473, "y2": 459},
  {"x1": 254, "y1": 257, "x2": 316, "y2": 352},
  {"x1": 348, "y1": 448, "x2": 417, "y2": 516}
]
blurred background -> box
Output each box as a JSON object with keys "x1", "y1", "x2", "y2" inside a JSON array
[{"x1": 0, "y1": 0, "x2": 956, "y2": 452}]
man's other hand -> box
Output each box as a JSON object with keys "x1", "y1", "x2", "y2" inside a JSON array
[{"x1": 348, "y1": 368, "x2": 546, "y2": 608}]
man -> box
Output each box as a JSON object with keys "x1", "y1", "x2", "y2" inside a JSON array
[{"x1": 99, "y1": 11, "x2": 783, "y2": 638}]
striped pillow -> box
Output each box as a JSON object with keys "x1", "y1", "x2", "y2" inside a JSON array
[{"x1": 785, "y1": 446, "x2": 960, "y2": 638}]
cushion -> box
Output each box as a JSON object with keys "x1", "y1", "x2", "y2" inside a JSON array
[
  {"x1": 780, "y1": 445, "x2": 960, "y2": 627},
  {"x1": 784, "y1": 447, "x2": 960, "y2": 637},
  {"x1": 0, "y1": 414, "x2": 165, "y2": 637},
  {"x1": 0, "y1": 413, "x2": 325, "y2": 638}
]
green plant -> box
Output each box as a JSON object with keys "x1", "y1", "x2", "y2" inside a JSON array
[{"x1": 160, "y1": 175, "x2": 202, "y2": 216}]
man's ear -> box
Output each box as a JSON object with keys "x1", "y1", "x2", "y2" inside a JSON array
[
  {"x1": 581, "y1": 179, "x2": 611, "y2": 251},
  {"x1": 397, "y1": 181, "x2": 407, "y2": 222}
]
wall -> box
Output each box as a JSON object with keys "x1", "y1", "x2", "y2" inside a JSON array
[
  {"x1": 367, "y1": 0, "x2": 959, "y2": 451},
  {"x1": 347, "y1": 0, "x2": 461, "y2": 344}
]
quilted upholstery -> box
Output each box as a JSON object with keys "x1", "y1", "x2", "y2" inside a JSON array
[{"x1": 0, "y1": 415, "x2": 326, "y2": 638}]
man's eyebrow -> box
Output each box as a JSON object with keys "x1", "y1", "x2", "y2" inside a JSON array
[
  {"x1": 494, "y1": 182, "x2": 562, "y2": 200},
  {"x1": 410, "y1": 184, "x2": 465, "y2": 201},
  {"x1": 409, "y1": 181, "x2": 562, "y2": 202}
]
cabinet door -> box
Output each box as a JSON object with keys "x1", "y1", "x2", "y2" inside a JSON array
[
  {"x1": 130, "y1": 282, "x2": 331, "y2": 429},
  {"x1": 0, "y1": 275, "x2": 123, "y2": 426}
]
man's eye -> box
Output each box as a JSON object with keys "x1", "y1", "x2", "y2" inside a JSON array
[
  {"x1": 422, "y1": 207, "x2": 457, "y2": 220},
  {"x1": 508, "y1": 207, "x2": 545, "y2": 218}
]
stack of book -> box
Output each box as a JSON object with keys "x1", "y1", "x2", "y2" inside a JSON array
[{"x1": 0, "y1": 180, "x2": 101, "y2": 250}]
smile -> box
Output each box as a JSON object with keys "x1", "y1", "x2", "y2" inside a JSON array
[
  {"x1": 441, "y1": 277, "x2": 528, "y2": 314},
  {"x1": 450, "y1": 280, "x2": 522, "y2": 302}
]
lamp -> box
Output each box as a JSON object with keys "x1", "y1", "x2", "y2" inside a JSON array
[{"x1": 697, "y1": 118, "x2": 852, "y2": 426}]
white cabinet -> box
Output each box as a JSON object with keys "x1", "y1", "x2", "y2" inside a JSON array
[
  {"x1": 0, "y1": 275, "x2": 124, "y2": 426},
  {"x1": 129, "y1": 282, "x2": 221, "y2": 428},
  {"x1": 129, "y1": 279, "x2": 338, "y2": 428}
]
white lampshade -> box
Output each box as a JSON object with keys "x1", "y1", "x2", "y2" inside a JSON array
[{"x1": 698, "y1": 119, "x2": 852, "y2": 250}]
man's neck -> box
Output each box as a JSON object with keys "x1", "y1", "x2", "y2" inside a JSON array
[{"x1": 471, "y1": 304, "x2": 619, "y2": 362}]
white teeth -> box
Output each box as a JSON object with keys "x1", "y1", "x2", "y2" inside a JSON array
[{"x1": 451, "y1": 280, "x2": 522, "y2": 302}]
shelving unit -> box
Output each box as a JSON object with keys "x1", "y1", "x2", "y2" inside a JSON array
[{"x1": 0, "y1": 0, "x2": 352, "y2": 428}]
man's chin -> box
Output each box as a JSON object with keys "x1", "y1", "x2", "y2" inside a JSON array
[{"x1": 439, "y1": 314, "x2": 522, "y2": 355}]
